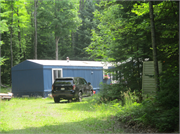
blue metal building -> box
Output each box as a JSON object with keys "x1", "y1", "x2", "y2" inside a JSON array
[{"x1": 12, "y1": 60, "x2": 112, "y2": 97}]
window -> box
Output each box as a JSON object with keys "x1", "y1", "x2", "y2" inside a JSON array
[
  {"x1": 52, "y1": 69, "x2": 63, "y2": 83},
  {"x1": 82, "y1": 78, "x2": 87, "y2": 85},
  {"x1": 79, "y1": 78, "x2": 87, "y2": 85},
  {"x1": 103, "y1": 70, "x2": 110, "y2": 79},
  {"x1": 74, "y1": 78, "x2": 78, "y2": 84},
  {"x1": 79, "y1": 78, "x2": 83, "y2": 85},
  {"x1": 54, "y1": 79, "x2": 73, "y2": 85}
]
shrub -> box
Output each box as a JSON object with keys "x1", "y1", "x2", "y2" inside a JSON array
[{"x1": 96, "y1": 83, "x2": 138, "y2": 105}]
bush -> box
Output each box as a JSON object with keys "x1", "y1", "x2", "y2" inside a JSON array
[
  {"x1": 96, "y1": 83, "x2": 138, "y2": 105},
  {"x1": 132, "y1": 98, "x2": 179, "y2": 132},
  {"x1": 94, "y1": 66, "x2": 179, "y2": 132},
  {"x1": 154, "y1": 67, "x2": 179, "y2": 132},
  {"x1": 0, "y1": 87, "x2": 11, "y2": 93}
]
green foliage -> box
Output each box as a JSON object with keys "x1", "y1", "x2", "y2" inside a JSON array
[
  {"x1": 71, "y1": 0, "x2": 97, "y2": 60},
  {"x1": 94, "y1": 83, "x2": 126, "y2": 103},
  {"x1": 1, "y1": 0, "x2": 33, "y2": 84},
  {"x1": 95, "y1": 83, "x2": 138, "y2": 107},
  {"x1": 114, "y1": 93, "x2": 179, "y2": 132},
  {"x1": 0, "y1": 0, "x2": 179, "y2": 131},
  {"x1": 0, "y1": 56, "x2": 8, "y2": 66},
  {"x1": 116, "y1": 66, "x2": 179, "y2": 132},
  {"x1": 0, "y1": 0, "x2": 9, "y2": 34},
  {"x1": 35, "y1": 0, "x2": 81, "y2": 60},
  {"x1": 86, "y1": 1, "x2": 179, "y2": 132},
  {"x1": 0, "y1": 87, "x2": 11, "y2": 93},
  {"x1": 157, "y1": 67, "x2": 179, "y2": 109},
  {"x1": 0, "y1": 0, "x2": 9, "y2": 66},
  {"x1": 1, "y1": 0, "x2": 88, "y2": 84}
]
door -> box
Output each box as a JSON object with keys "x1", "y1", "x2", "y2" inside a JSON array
[
  {"x1": 79, "y1": 78, "x2": 85, "y2": 96},
  {"x1": 52, "y1": 69, "x2": 63, "y2": 84}
]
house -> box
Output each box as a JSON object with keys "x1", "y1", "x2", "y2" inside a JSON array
[{"x1": 11, "y1": 59, "x2": 112, "y2": 97}]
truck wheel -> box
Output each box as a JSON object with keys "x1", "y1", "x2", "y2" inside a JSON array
[
  {"x1": 54, "y1": 97, "x2": 60, "y2": 103},
  {"x1": 77, "y1": 92, "x2": 82, "y2": 102},
  {"x1": 68, "y1": 99, "x2": 72, "y2": 103}
]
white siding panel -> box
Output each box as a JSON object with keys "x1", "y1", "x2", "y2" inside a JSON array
[{"x1": 142, "y1": 61, "x2": 162, "y2": 96}]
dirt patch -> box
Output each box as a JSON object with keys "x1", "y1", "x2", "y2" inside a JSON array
[
  {"x1": 111, "y1": 116, "x2": 159, "y2": 133},
  {"x1": 121, "y1": 121, "x2": 158, "y2": 133}
]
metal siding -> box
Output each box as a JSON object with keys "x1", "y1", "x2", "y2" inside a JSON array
[
  {"x1": 12, "y1": 60, "x2": 107, "y2": 97},
  {"x1": 43, "y1": 65, "x2": 103, "y2": 92},
  {"x1": 12, "y1": 69, "x2": 44, "y2": 96},
  {"x1": 43, "y1": 69, "x2": 52, "y2": 92},
  {"x1": 64, "y1": 69, "x2": 73, "y2": 77},
  {"x1": 91, "y1": 70, "x2": 102, "y2": 87},
  {"x1": 63, "y1": 68, "x2": 103, "y2": 88}
]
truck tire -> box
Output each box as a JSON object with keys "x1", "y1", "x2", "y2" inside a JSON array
[
  {"x1": 77, "y1": 92, "x2": 82, "y2": 102},
  {"x1": 54, "y1": 97, "x2": 60, "y2": 103}
]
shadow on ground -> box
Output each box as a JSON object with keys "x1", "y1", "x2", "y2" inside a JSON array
[
  {"x1": 1, "y1": 116, "x2": 125, "y2": 134},
  {"x1": 51, "y1": 97, "x2": 96, "y2": 112}
]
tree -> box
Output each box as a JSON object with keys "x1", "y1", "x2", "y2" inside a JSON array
[
  {"x1": 10, "y1": 1, "x2": 14, "y2": 69},
  {"x1": 1, "y1": 0, "x2": 31, "y2": 85},
  {"x1": 0, "y1": 0, "x2": 9, "y2": 65},
  {"x1": 0, "y1": 0, "x2": 9, "y2": 86},
  {"x1": 36, "y1": 0, "x2": 80, "y2": 60},
  {"x1": 86, "y1": 0, "x2": 179, "y2": 101},
  {"x1": 72, "y1": 0, "x2": 96, "y2": 60},
  {"x1": 86, "y1": 0, "x2": 179, "y2": 131},
  {"x1": 149, "y1": 1, "x2": 159, "y2": 92},
  {"x1": 53, "y1": 0, "x2": 80, "y2": 60}
]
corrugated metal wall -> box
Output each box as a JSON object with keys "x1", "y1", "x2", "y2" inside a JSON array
[
  {"x1": 12, "y1": 60, "x2": 106, "y2": 97},
  {"x1": 43, "y1": 66, "x2": 103, "y2": 96},
  {"x1": 63, "y1": 68, "x2": 103, "y2": 87},
  {"x1": 12, "y1": 61, "x2": 44, "y2": 97}
]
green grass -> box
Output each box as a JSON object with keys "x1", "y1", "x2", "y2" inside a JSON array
[
  {"x1": 0, "y1": 87, "x2": 11, "y2": 93},
  {"x1": 0, "y1": 96, "x2": 125, "y2": 134}
]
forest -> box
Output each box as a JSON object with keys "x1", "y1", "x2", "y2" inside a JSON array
[{"x1": 0, "y1": 0, "x2": 179, "y2": 132}]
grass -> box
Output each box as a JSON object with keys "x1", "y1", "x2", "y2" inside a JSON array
[
  {"x1": 0, "y1": 87, "x2": 11, "y2": 93},
  {"x1": 3, "y1": 87, "x2": 176, "y2": 133},
  {"x1": 0, "y1": 96, "x2": 125, "y2": 134}
]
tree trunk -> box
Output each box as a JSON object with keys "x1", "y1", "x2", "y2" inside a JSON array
[
  {"x1": 30, "y1": 0, "x2": 34, "y2": 59},
  {"x1": 55, "y1": 36, "x2": 60, "y2": 60},
  {"x1": 0, "y1": 6, "x2": 1, "y2": 86},
  {"x1": 137, "y1": 45, "x2": 142, "y2": 102},
  {"x1": 10, "y1": 2, "x2": 13, "y2": 69},
  {"x1": 17, "y1": 8, "x2": 22, "y2": 62},
  {"x1": 149, "y1": 1, "x2": 160, "y2": 92},
  {"x1": 55, "y1": 0, "x2": 60, "y2": 60},
  {"x1": 10, "y1": 2, "x2": 14, "y2": 86},
  {"x1": 0, "y1": 44, "x2": 1, "y2": 86},
  {"x1": 34, "y1": 0, "x2": 37, "y2": 59},
  {"x1": 71, "y1": 32, "x2": 75, "y2": 57},
  {"x1": 79, "y1": 0, "x2": 85, "y2": 11}
]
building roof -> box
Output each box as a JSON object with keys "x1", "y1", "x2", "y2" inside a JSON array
[{"x1": 27, "y1": 59, "x2": 113, "y2": 68}]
